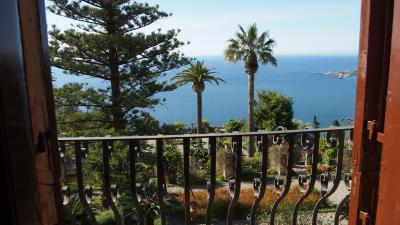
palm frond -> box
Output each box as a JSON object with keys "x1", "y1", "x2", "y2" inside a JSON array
[
  {"x1": 171, "y1": 60, "x2": 225, "y2": 93},
  {"x1": 224, "y1": 23, "x2": 277, "y2": 68}
]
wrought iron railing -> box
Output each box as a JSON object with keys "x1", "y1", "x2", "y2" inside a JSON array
[{"x1": 58, "y1": 126, "x2": 353, "y2": 225}]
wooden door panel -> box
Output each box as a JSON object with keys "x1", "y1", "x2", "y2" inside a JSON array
[
  {"x1": 375, "y1": 0, "x2": 400, "y2": 224},
  {"x1": 18, "y1": 0, "x2": 64, "y2": 225},
  {"x1": 348, "y1": 0, "x2": 394, "y2": 223}
]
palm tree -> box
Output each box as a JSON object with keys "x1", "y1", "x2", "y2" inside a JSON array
[
  {"x1": 172, "y1": 61, "x2": 225, "y2": 134},
  {"x1": 224, "y1": 24, "x2": 277, "y2": 157}
]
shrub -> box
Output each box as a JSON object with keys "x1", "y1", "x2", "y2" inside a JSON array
[
  {"x1": 159, "y1": 122, "x2": 188, "y2": 135},
  {"x1": 242, "y1": 154, "x2": 262, "y2": 181},
  {"x1": 267, "y1": 168, "x2": 278, "y2": 176},
  {"x1": 319, "y1": 164, "x2": 333, "y2": 173},
  {"x1": 164, "y1": 147, "x2": 183, "y2": 185},
  {"x1": 96, "y1": 210, "x2": 115, "y2": 225},
  {"x1": 170, "y1": 185, "x2": 320, "y2": 223},
  {"x1": 243, "y1": 152, "x2": 262, "y2": 170},
  {"x1": 241, "y1": 167, "x2": 260, "y2": 181},
  {"x1": 255, "y1": 90, "x2": 295, "y2": 130},
  {"x1": 322, "y1": 148, "x2": 337, "y2": 165},
  {"x1": 260, "y1": 186, "x2": 320, "y2": 224},
  {"x1": 223, "y1": 118, "x2": 246, "y2": 132}
]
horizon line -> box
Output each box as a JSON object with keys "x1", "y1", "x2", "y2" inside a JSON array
[{"x1": 186, "y1": 53, "x2": 359, "y2": 58}]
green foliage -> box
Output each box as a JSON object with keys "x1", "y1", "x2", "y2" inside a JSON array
[
  {"x1": 224, "y1": 24, "x2": 277, "y2": 74},
  {"x1": 292, "y1": 119, "x2": 308, "y2": 129},
  {"x1": 63, "y1": 195, "x2": 91, "y2": 225},
  {"x1": 242, "y1": 154, "x2": 262, "y2": 181},
  {"x1": 96, "y1": 211, "x2": 115, "y2": 225},
  {"x1": 54, "y1": 83, "x2": 162, "y2": 136},
  {"x1": 223, "y1": 118, "x2": 246, "y2": 132},
  {"x1": 48, "y1": 0, "x2": 190, "y2": 130},
  {"x1": 129, "y1": 112, "x2": 160, "y2": 135},
  {"x1": 319, "y1": 137, "x2": 339, "y2": 166},
  {"x1": 200, "y1": 119, "x2": 215, "y2": 133},
  {"x1": 322, "y1": 148, "x2": 338, "y2": 165},
  {"x1": 244, "y1": 151, "x2": 262, "y2": 169},
  {"x1": 267, "y1": 168, "x2": 278, "y2": 176},
  {"x1": 255, "y1": 90, "x2": 294, "y2": 130},
  {"x1": 136, "y1": 159, "x2": 157, "y2": 183},
  {"x1": 54, "y1": 83, "x2": 111, "y2": 135},
  {"x1": 172, "y1": 61, "x2": 225, "y2": 93},
  {"x1": 189, "y1": 141, "x2": 210, "y2": 184},
  {"x1": 164, "y1": 143, "x2": 184, "y2": 185},
  {"x1": 159, "y1": 122, "x2": 188, "y2": 135},
  {"x1": 143, "y1": 184, "x2": 161, "y2": 217}
]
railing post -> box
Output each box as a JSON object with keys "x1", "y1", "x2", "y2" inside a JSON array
[
  {"x1": 129, "y1": 140, "x2": 144, "y2": 225},
  {"x1": 74, "y1": 141, "x2": 98, "y2": 225},
  {"x1": 183, "y1": 137, "x2": 191, "y2": 225},
  {"x1": 156, "y1": 139, "x2": 166, "y2": 225},
  {"x1": 206, "y1": 136, "x2": 217, "y2": 225},
  {"x1": 312, "y1": 131, "x2": 345, "y2": 225},
  {"x1": 291, "y1": 131, "x2": 320, "y2": 225},
  {"x1": 270, "y1": 133, "x2": 294, "y2": 225},
  {"x1": 250, "y1": 134, "x2": 268, "y2": 225},
  {"x1": 101, "y1": 140, "x2": 122, "y2": 225},
  {"x1": 227, "y1": 135, "x2": 242, "y2": 225}
]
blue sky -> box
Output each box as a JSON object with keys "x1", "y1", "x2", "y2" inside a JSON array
[{"x1": 45, "y1": 0, "x2": 361, "y2": 56}]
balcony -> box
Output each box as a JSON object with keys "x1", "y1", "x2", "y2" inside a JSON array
[{"x1": 58, "y1": 126, "x2": 353, "y2": 225}]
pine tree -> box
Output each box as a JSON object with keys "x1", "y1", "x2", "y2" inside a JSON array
[{"x1": 48, "y1": 0, "x2": 190, "y2": 131}]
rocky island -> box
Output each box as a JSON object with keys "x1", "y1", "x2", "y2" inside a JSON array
[{"x1": 317, "y1": 70, "x2": 357, "y2": 79}]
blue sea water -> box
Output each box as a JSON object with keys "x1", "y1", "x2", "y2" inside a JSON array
[{"x1": 52, "y1": 55, "x2": 358, "y2": 128}]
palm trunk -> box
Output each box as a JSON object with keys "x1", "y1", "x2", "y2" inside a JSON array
[
  {"x1": 196, "y1": 91, "x2": 203, "y2": 134},
  {"x1": 247, "y1": 73, "x2": 255, "y2": 157}
]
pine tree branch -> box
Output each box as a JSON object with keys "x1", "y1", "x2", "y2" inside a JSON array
[
  {"x1": 57, "y1": 119, "x2": 113, "y2": 124},
  {"x1": 50, "y1": 2, "x2": 105, "y2": 25},
  {"x1": 80, "y1": 0, "x2": 102, "y2": 8},
  {"x1": 56, "y1": 104, "x2": 112, "y2": 108},
  {"x1": 55, "y1": 66, "x2": 110, "y2": 80}
]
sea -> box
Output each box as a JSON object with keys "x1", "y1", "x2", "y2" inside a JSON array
[{"x1": 52, "y1": 55, "x2": 358, "y2": 128}]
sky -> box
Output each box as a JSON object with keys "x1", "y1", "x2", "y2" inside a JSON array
[{"x1": 45, "y1": 0, "x2": 362, "y2": 57}]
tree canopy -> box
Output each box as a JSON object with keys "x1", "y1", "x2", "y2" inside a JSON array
[
  {"x1": 172, "y1": 61, "x2": 224, "y2": 93},
  {"x1": 255, "y1": 90, "x2": 294, "y2": 130},
  {"x1": 48, "y1": 0, "x2": 190, "y2": 131},
  {"x1": 54, "y1": 83, "x2": 111, "y2": 135},
  {"x1": 224, "y1": 24, "x2": 277, "y2": 75},
  {"x1": 223, "y1": 118, "x2": 246, "y2": 132}
]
